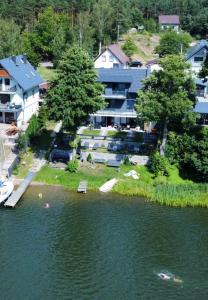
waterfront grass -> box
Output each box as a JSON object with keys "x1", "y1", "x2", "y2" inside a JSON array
[{"x1": 35, "y1": 163, "x2": 208, "y2": 207}]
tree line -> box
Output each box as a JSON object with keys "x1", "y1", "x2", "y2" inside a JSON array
[{"x1": 0, "y1": 0, "x2": 208, "y2": 66}]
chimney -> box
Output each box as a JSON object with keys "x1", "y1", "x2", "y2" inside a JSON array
[
  {"x1": 11, "y1": 56, "x2": 17, "y2": 65},
  {"x1": 22, "y1": 54, "x2": 27, "y2": 64}
]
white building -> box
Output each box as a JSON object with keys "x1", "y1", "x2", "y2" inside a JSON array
[
  {"x1": 94, "y1": 44, "x2": 129, "y2": 69},
  {"x1": 186, "y1": 40, "x2": 208, "y2": 75},
  {"x1": 159, "y1": 15, "x2": 180, "y2": 32},
  {"x1": 0, "y1": 55, "x2": 43, "y2": 127}
]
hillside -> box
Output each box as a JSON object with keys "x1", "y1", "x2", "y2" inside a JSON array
[{"x1": 119, "y1": 33, "x2": 161, "y2": 64}]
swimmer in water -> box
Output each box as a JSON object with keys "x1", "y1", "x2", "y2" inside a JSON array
[
  {"x1": 158, "y1": 272, "x2": 171, "y2": 280},
  {"x1": 44, "y1": 203, "x2": 50, "y2": 208}
]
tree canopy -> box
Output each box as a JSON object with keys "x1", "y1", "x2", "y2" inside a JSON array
[
  {"x1": 136, "y1": 55, "x2": 196, "y2": 154},
  {"x1": 46, "y1": 46, "x2": 105, "y2": 130},
  {"x1": 155, "y1": 31, "x2": 192, "y2": 58}
]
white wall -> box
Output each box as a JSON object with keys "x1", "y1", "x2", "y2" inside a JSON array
[
  {"x1": 161, "y1": 24, "x2": 179, "y2": 32},
  {"x1": 10, "y1": 80, "x2": 40, "y2": 126},
  {"x1": 94, "y1": 49, "x2": 126, "y2": 69},
  {"x1": 187, "y1": 48, "x2": 207, "y2": 75}
]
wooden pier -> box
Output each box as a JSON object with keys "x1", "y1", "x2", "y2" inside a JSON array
[
  {"x1": 4, "y1": 172, "x2": 36, "y2": 208},
  {"x1": 77, "y1": 181, "x2": 88, "y2": 193}
]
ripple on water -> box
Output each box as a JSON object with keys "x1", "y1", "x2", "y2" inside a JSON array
[{"x1": 0, "y1": 187, "x2": 208, "y2": 299}]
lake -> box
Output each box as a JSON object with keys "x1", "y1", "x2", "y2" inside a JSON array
[{"x1": 0, "y1": 186, "x2": 208, "y2": 300}]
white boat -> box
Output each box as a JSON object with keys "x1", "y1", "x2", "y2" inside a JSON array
[
  {"x1": 0, "y1": 179, "x2": 14, "y2": 204},
  {"x1": 99, "y1": 178, "x2": 118, "y2": 193}
]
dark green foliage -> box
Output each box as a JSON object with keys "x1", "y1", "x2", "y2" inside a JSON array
[
  {"x1": 37, "y1": 105, "x2": 48, "y2": 131},
  {"x1": 26, "y1": 115, "x2": 40, "y2": 140},
  {"x1": 166, "y1": 128, "x2": 208, "y2": 182},
  {"x1": 87, "y1": 153, "x2": 93, "y2": 163},
  {"x1": 150, "y1": 152, "x2": 169, "y2": 176},
  {"x1": 46, "y1": 46, "x2": 105, "y2": 130},
  {"x1": 123, "y1": 156, "x2": 131, "y2": 165},
  {"x1": 66, "y1": 159, "x2": 79, "y2": 173},
  {"x1": 199, "y1": 54, "x2": 208, "y2": 78},
  {"x1": 122, "y1": 38, "x2": 137, "y2": 57},
  {"x1": 155, "y1": 31, "x2": 192, "y2": 57},
  {"x1": 17, "y1": 133, "x2": 29, "y2": 153}
]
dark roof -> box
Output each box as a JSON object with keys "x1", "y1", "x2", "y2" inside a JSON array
[
  {"x1": 97, "y1": 68, "x2": 148, "y2": 93},
  {"x1": 159, "y1": 15, "x2": 180, "y2": 25},
  {"x1": 95, "y1": 44, "x2": 129, "y2": 65},
  {"x1": 0, "y1": 55, "x2": 44, "y2": 91},
  {"x1": 186, "y1": 40, "x2": 208, "y2": 60}
]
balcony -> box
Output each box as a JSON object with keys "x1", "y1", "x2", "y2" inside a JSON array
[
  {"x1": 0, "y1": 102, "x2": 22, "y2": 112},
  {"x1": 0, "y1": 85, "x2": 17, "y2": 94},
  {"x1": 91, "y1": 108, "x2": 137, "y2": 118},
  {"x1": 103, "y1": 88, "x2": 127, "y2": 99}
]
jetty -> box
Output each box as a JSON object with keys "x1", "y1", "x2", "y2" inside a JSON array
[
  {"x1": 77, "y1": 181, "x2": 88, "y2": 193},
  {"x1": 4, "y1": 172, "x2": 36, "y2": 208}
]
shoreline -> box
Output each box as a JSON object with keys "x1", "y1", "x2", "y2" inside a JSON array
[{"x1": 13, "y1": 177, "x2": 208, "y2": 208}]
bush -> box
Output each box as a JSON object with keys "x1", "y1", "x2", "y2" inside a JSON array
[
  {"x1": 122, "y1": 38, "x2": 137, "y2": 57},
  {"x1": 150, "y1": 152, "x2": 169, "y2": 176},
  {"x1": 87, "y1": 153, "x2": 92, "y2": 163},
  {"x1": 124, "y1": 156, "x2": 131, "y2": 165},
  {"x1": 66, "y1": 159, "x2": 79, "y2": 173},
  {"x1": 17, "y1": 133, "x2": 28, "y2": 153}
]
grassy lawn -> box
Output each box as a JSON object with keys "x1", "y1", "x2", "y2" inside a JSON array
[
  {"x1": 82, "y1": 129, "x2": 101, "y2": 136},
  {"x1": 37, "y1": 66, "x2": 57, "y2": 81},
  {"x1": 35, "y1": 162, "x2": 208, "y2": 207},
  {"x1": 107, "y1": 131, "x2": 128, "y2": 138}
]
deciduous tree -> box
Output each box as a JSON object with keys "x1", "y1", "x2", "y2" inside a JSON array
[{"x1": 136, "y1": 55, "x2": 196, "y2": 155}]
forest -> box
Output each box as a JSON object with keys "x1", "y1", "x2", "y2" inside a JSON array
[{"x1": 0, "y1": 0, "x2": 208, "y2": 65}]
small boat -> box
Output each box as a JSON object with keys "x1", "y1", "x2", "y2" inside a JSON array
[
  {"x1": 0, "y1": 178, "x2": 14, "y2": 204},
  {"x1": 99, "y1": 178, "x2": 118, "y2": 193}
]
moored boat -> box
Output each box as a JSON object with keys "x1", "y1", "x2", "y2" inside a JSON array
[{"x1": 0, "y1": 179, "x2": 14, "y2": 204}]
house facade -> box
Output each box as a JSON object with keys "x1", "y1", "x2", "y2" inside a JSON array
[
  {"x1": 186, "y1": 40, "x2": 208, "y2": 75},
  {"x1": 90, "y1": 68, "x2": 149, "y2": 127},
  {"x1": 159, "y1": 15, "x2": 180, "y2": 32},
  {"x1": 0, "y1": 55, "x2": 43, "y2": 127},
  {"x1": 194, "y1": 78, "x2": 208, "y2": 124},
  {"x1": 94, "y1": 44, "x2": 129, "y2": 69}
]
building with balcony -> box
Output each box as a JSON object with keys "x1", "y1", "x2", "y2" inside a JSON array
[
  {"x1": 0, "y1": 55, "x2": 43, "y2": 127},
  {"x1": 94, "y1": 44, "x2": 129, "y2": 69},
  {"x1": 90, "y1": 68, "x2": 149, "y2": 127}
]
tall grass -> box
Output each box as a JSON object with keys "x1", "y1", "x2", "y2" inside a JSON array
[{"x1": 151, "y1": 184, "x2": 208, "y2": 207}]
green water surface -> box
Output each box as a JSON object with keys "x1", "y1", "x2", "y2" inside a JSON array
[{"x1": 0, "y1": 186, "x2": 208, "y2": 300}]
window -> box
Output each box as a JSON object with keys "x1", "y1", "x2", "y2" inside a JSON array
[
  {"x1": 113, "y1": 63, "x2": 119, "y2": 68},
  {"x1": 102, "y1": 55, "x2": 106, "y2": 62},
  {"x1": 32, "y1": 89, "x2": 35, "y2": 98},
  {"x1": 127, "y1": 100, "x2": 134, "y2": 110},
  {"x1": 109, "y1": 55, "x2": 114, "y2": 62},
  {"x1": 23, "y1": 92, "x2": 28, "y2": 101},
  {"x1": 194, "y1": 56, "x2": 204, "y2": 62},
  {"x1": 5, "y1": 78, "x2": 10, "y2": 85}
]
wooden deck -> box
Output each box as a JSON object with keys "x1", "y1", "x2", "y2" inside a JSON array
[
  {"x1": 4, "y1": 172, "x2": 36, "y2": 208},
  {"x1": 77, "y1": 181, "x2": 88, "y2": 193}
]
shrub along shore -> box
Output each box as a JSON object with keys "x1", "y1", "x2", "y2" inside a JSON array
[{"x1": 34, "y1": 163, "x2": 208, "y2": 208}]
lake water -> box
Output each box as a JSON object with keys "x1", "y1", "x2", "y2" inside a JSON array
[{"x1": 0, "y1": 186, "x2": 208, "y2": 300}]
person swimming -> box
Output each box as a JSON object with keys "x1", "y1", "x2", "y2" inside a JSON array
[
  {"x1": 158, "y1": 272, "x2": 172, "y2": 281},
  {"x1": 43, "y1": 203, "x2": 50, "y2": 209}
]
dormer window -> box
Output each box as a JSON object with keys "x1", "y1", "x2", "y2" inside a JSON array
[
  {"x1": 194, "y1": 57, "x2": 204, "y2": 62},
  {"x1": 102, "y1": 55, "x2": 106, "y2": 62},
  {"x1": 109, "y1": 55, "x2": 114, "y2": 62}
]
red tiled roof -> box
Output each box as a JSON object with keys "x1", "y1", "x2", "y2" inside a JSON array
[
  {"x1": 108, "y1": 44, "x2": 130, "y2": 64},
  {"x1": 0, "y1": 69, "x2": 10, "y2": 77},
  {"x1": 159, "y1": 15, "x2": 180, "y2": 25}
]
